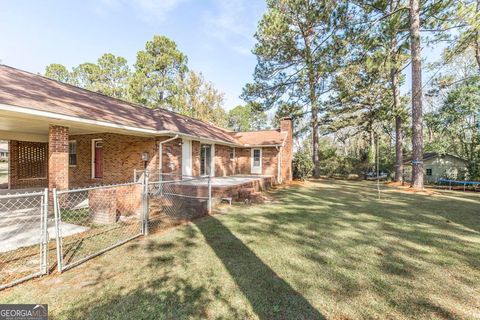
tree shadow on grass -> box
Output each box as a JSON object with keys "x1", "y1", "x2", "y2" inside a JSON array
[
  {"x1": 59, "y1": 276, "x2": 212, "y2": 320},
  {"x1": 57, "y1": 224, "x2": 220, "y2": 320},
  {"x1": 194, "y1": 216, "x2": 325, "y2": 320}
]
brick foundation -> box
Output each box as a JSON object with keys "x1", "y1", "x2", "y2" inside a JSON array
[{"x1": 88, "y1": 184, "x2": 143, "y2": 224}]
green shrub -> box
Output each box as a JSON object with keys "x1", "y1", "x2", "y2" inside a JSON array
[{"x1": 293, "y1": 149, "x2": 314, "y2": 180}]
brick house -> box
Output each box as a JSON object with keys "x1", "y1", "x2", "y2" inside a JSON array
[{"x1": 0, "y1": 65, "x2": 293, "y2": 190}]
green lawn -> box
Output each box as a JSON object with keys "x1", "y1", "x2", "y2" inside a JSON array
[{"x1": 1, "y1": 180, "x2": 479, "y2": 319}]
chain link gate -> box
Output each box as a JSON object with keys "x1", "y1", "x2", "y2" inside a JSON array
[
  {"x1": 1, "y1": 171, "x2": 213, "y2": 289},
  {"x1": 0, "y1": 189, "x2": 49, "y2": 290},
  {"x1": 53, "y1": 182, "x2": 144, "y2": 272}
]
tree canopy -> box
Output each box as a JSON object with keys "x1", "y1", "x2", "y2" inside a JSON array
[{"x1": 44, "y1": 35, "x2": 229, "y2": 127}]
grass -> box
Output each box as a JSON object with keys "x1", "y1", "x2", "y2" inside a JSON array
[{"x1": 1, "y1": 179, "x2": 479, "y2": 319}]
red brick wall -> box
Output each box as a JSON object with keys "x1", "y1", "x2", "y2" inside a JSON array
[
  {"x1": 236, "y1": 148, "x2": 251, "y2": 174},
  {"x1": 159, "y1": 137, "x2": 182, "y2": 177},
  {"x1": 49, "y1": 126, "x2": 69, "y2": 190},
  {"x1": 9, "y1": 140, "x2": 48, "y2": 189},
  {"x1": 214, "y1": 145, "x2": 235, "y2": 176},
  {"x1": 262, "y1": 147, "x2": 279, "y2": 177},
  {"x1": 69, "y1": 133, "x2": 159, "y2": 187},
  {"x1": 233, "y1": 147, "x2": 279, "y2": 179}
]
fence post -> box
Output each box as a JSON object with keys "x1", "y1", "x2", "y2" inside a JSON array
[
  {"x1": 52, "y1": 188, "x2": 63, "y2": 273},
  {"x1": 208, "y1": 175, "x2": 212, "y2": 214},
  {"x1": 42, "y1": 188, "x2": 49, "y2": 275},
  {"x1": 143, "y1": 170, "x2": 149, "y2": 236}
]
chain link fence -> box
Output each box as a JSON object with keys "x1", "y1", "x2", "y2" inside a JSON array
[
  {"x1": 53, "y1": 182, "x2": 144, "y2": 272},
  {"x1": 0, "y1": 171, "x2": 213, "y2": 289},
  {"x1": 0, "y1": 189, "x2": 49, "y2": 290},
  {"x1": 146, "y1": 174, "x2": 211, "y2": 233}
]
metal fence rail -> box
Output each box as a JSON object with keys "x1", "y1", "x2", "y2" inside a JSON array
[
  {"x1": 0, "y1": 189, "x2": 48, "y2": 290},
  {"x1": 54, "y1": 182, "x2": 144, "y2": 272},
  {"x1": 1, "y1": 171, "x2": 213, "y2": 290},
  {"x1": 146, "y1": 175, "x2": 211, "y2": 233}
]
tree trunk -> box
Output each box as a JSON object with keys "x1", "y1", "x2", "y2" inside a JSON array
[
  {"x1": 312, "y1": 106, "x2": 320, "y2": 178},
  {"x1": 392, "y1": 70, "x2": 403, "y2": 182},
  {"x1": 476, "y1": 0, "x2": 480, "y2": 73},
  {"x1": 410, "y1": 0, "x2": 424, "y2": 189}
]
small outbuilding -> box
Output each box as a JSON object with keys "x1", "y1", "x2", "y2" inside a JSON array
[{"x1": 403, "y1": 153, "x2": 467, "y2": 183}]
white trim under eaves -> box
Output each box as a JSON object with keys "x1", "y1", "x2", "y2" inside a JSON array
[{"x1": 0, "y1": 103, "x2": 158, "y2": 135}]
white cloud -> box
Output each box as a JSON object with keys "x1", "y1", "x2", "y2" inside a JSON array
[
  {"x1": 202, "y1": 0, "x2": 263, "y2": 56},
  {"x1": 96, "y1": 0, "x2": 188, "y2": 22}
]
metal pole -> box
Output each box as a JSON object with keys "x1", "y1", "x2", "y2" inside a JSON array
[
  {"x1": 143, "y1": 169, "x2": 149, "y2": 236},
  {"x1": 42, "y1": 188, "x2": 49, "y2": 274},
  {"x1": 208, "y1": 175, "x2": 212, "y2": 214},
  {"x1": 52, "y1": 188, "x2": 63, "y2": 273},
  {"x1": 376, "y1": 134, "x2": 381, "y2": 200}
]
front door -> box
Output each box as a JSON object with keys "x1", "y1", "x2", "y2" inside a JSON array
[
  {"x1": 93, "y1": 140, "x2": 103, "y2": 178},
  {"x1": 251, "y1": 148, "x2": 262, "y2": 174},
  {"x1": 200, "y1": 144, "x2": 212, "y2": 176}
]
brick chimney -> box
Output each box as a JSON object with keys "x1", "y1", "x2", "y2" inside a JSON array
[{"x1": 279, "y1": 117, "x2": 293, "y2": 182}]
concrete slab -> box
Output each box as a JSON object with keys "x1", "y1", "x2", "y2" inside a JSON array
[{"x1": 0, "y1": 206, "x2": 89, "y2": 253}]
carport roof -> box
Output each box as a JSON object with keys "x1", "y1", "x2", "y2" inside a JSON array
[{"x1": 0, "y1": 65, "x2": 287, "y2": 146}]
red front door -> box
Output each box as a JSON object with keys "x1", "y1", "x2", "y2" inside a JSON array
[{"x1": 94, "y1": 141, "x2": 103, "y2": 178}]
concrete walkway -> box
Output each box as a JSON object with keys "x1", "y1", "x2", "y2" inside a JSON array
[{"x1": 0, "y1": 191, "x2": 89, "y2": 253}]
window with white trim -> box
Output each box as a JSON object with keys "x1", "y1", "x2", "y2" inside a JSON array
[{"x1": 69, "y1": 141, "x2": 77, "y2": 166}]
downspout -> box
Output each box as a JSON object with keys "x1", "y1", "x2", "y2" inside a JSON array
[
  {"x1": 159, "y1": 135, "x2": 179, "y2": 180},
  {"x1": 276, "y1": 146, "x2": 282, "y2": 184}
]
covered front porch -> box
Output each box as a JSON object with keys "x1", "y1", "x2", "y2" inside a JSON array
[{"x1": 0, "y1": 108, "x2": 167, "y2": 191}]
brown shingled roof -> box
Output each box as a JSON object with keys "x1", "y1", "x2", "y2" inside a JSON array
[
  {"x1": 233, "y1": 130, "x2": 286, "y2": 146},
  {"x1": 0, "y1": 65, "x2": 286, "y2": 146}
]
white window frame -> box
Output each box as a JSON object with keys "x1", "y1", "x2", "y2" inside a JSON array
[
  {"x1": 251, "y1": 148, "x2": 262, "y2": 174},
  {"x1": 91, "y1": 139, "x2": 103, "y2": 179},
  {"x1": 68, "y1": 140, "x2": 77, "y2": 167}
]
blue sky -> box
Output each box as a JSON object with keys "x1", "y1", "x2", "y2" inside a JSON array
[
  {"x1": 0, "y1": 0, "x2": 446, "y2": 112},
  {"x1": 0, "y1": 0, "x2": 266, "y2": 109}
]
